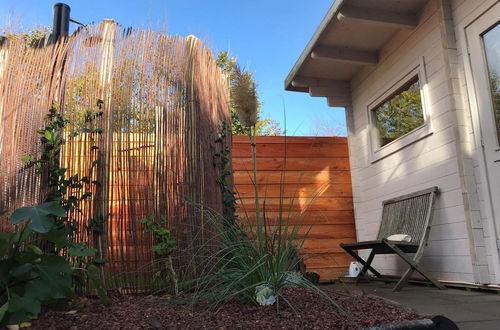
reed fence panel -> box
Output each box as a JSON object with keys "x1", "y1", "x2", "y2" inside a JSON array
[{"x1": 0, "y1": 21, "x2": 230, "y2": 290}]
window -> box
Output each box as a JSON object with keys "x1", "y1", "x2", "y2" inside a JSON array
[
  {"x1": 372, "y1": 76, "x2": 425, "y2": 148},
  {"x1": 367, "y1": 63, "x2": 432, "y2": 163}
]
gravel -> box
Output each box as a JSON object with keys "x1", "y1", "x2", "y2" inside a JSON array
[{"x1": 31, "y1": 287, "x2": 422, "y2": 329}]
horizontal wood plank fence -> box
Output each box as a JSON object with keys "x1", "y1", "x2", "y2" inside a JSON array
[{"x1": 232, "y1": 136, "x2": 356, "y2": 282}]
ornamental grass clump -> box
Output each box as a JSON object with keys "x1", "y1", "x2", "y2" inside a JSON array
[
  {"x1": 188, "y1": 205, "x2": 342, "y2": 312},
  {"x1": 187, "y1": 66, "x2": 345, "y2": 315}
]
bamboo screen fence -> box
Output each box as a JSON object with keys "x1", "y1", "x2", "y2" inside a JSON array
[{"x1": 0, "y1": 21, "x2": 231, "y2": 290}]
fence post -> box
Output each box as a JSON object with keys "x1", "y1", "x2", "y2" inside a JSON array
[
  {"x1": 95, "y1": 19, "x2": 117, "y2": 286},
  {"x1": 0, "y1": 37, "x2": 8, "y2": 157},
  {"x1": 0, "y1": 37, "x2": 8, "y2": 214}
]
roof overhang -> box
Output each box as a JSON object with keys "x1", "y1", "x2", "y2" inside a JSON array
[{"x1": 285, "y1": 0, "x2": 429, "y2": 107}]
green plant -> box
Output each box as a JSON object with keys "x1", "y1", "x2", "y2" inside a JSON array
[
  {"x1": 0, "y1": 202, "x2": 72, "y2": 325},
  {"x1": 140, "y1": 215, "x2": 178, "y2": 295},
  {"x1": 0, "y1": 202, "x2": 110, "y2": 326},
  {"x1": 22, "y1": 103, "x2": 103, "y2": 213},
  {"x1": 22, "y1": 103, "x2": 104, "y2": 258},
  {"x1": 4, "y1": 27, "x2": 51, "y2": 48},
  {"x1": 189, "y1": 206, "x2": 341, "y2": 312},
  {"x1": 0, "y1": 103, "x2": 109, "y2": 326},
  {"x1": 213, "y1": 121, "x2": 239, "y2": 227},
  {"x1": 188, "y1": 74, "x2": 345, "y2": 315}
]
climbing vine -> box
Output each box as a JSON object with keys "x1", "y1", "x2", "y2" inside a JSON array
[
  {"x1": 139, "y1": 215, "x2": 178, "y2": 295},
  {"x1": 0, "y1": 101, "x2": 109, "y2": 326},
  {"x1": 23, "y1": 103, "x2": 101, "y2": 214},
  {"x1": 213, "y1": 122, "x2": 239, "y2": 227}
]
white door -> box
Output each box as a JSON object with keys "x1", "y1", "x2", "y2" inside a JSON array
[{"x1": 467, "y1": 3, "x2": 500, "y2": 245}]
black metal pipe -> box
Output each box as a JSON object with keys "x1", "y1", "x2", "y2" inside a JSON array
[
  {"x1": 50, "y1": 3, "x2": 71, "y2": 42},
  {"x1": 364, "y1": 315, "x2": 458, "y2": 330}
]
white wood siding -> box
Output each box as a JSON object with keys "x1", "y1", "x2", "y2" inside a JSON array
[
  {"x1": 450, "y1": 0, "x2": 500, "y2": 283},
  {"x1": 346, "y1": 0, "x2": 481, "y2": 282}
]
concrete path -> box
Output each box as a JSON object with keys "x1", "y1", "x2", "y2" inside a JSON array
[{"x1": 332, "y1": 282, "x2": 500, "y2": 329}]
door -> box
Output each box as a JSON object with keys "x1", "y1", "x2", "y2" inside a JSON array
[{"x1": 466, "y1": 3, "x2": 500, "y2": 242}]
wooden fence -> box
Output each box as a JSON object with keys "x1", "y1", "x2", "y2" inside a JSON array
[
  {"x1": 232, "y1": 136, "x2": 356, "y2": 282},
  {"x1": 0, "y1": 19, "x2": 354, "y2": 286}
]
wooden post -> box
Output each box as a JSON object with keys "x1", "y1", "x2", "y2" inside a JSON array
[
  {"x1": 0, "y1": 37, "x2": 8, "y2": 157},
  {"x1": 95, "y1": 19, "x2": 117, "y2": 285},
  {"x1": 0, "y1": 37, "x2": 8, "y2": 217}
]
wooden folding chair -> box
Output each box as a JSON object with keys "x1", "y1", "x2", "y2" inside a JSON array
[{"x1": 340, "y1": 187, "x2": 446, "y2": 292}]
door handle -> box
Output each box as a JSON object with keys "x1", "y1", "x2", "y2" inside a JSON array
[{"x1": 495, "y1": 159, "x2": 500, "y2": 163}]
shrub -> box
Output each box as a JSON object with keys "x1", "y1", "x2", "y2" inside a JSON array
[
  {"x1": 139, "y1": 214, "x2": 178, "y2": 295},
  {"x1": 0, "y1": 104, "x2": 109, "y2": 326}
]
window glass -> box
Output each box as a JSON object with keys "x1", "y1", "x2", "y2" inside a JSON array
[
  {"x1": 373, "y1": 77, "x2": 424, "y2": 148},
  {"x1": 483, "y1": 23, "x2": 500, "y2": 145}
]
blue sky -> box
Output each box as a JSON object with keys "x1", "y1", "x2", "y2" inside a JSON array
[{"x1": 0, "y1": 0, "x2": 347, "y2": 136}]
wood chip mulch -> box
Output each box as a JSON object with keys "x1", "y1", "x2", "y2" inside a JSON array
[{"x1": 31, "y1": 287, "x2": 423, "y2": 329}]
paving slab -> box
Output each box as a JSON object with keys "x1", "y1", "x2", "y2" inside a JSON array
[
  {"x1": 460, "y1": 302, "x2": 500, "y2": 318},
  {"x1": 328, "y1": 282, "x2": 500, "y2": 328},
  {"x1": 457, "y1": 320, "x2": 500, "y2": 330},
  {"x1": 407, "y1": 303, "x2": 499, "y2": 323},
  {"x1": 450, "y1": 294, "x2": 500, "y2": 303}
]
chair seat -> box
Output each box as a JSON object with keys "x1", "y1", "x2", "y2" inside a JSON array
[
  {"x1": 341, "y1": 239, "x2": 419, "y2": 254},
  {"x1": 339, "y1": 187, "x2": 445, "y2": 291}
]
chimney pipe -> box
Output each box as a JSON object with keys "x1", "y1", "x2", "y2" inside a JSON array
[{"x1": 50, "y1": 3, "x2": 71, "y2": 43}]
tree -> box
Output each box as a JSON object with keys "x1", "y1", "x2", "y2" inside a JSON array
[
  {"x1": 309, "y1": 114, "x2": 346, "y2": 136},
  {"x1": 216, "y1": 52, "x2": 282, "y2": 136},
  {"x1": 373, "y1": 79, "x2": 424, "y2": 146},
  {"x1": 3, "y1": 27, "x2": 51, "y2": 47}
]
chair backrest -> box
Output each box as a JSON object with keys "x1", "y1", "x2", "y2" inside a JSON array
[{"x1": 376, "y1": 187, "x2": 439, "y2": 245}]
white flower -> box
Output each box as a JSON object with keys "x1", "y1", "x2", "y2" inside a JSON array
[{"x1": 255, "y1": 284, "x2": 277, "y2": 306}]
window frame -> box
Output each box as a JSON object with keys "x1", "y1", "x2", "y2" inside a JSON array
[{"x1": 367, "y1": 61, "x2": 432, "y2": 163}]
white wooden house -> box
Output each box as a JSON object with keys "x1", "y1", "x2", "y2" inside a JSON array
[{"x1": 286, "y1": 0, "x2": 500, "y2": 285}]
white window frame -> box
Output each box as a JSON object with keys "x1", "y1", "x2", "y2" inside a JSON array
[{"x1": 367, "y1": 59, "x2": 432, "y2": 163}]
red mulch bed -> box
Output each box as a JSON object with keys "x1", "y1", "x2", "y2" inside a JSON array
[{"x1": 31, "y1": 287, "x2": 423, "y2": 329}]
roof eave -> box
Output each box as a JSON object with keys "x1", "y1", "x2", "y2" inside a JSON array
[{"x1": 284, "y1": 0, "x2": 346, "y2": 92}]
